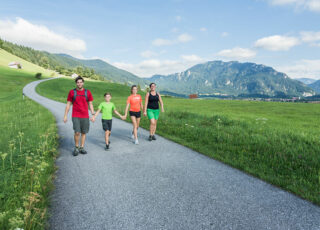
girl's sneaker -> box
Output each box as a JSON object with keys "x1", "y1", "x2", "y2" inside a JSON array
[{"x1": 134, "y1": 139, "x2": 139, "y2": 145}]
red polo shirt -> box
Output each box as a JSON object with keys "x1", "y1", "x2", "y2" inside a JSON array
[{"x1": 67, "y1": 89, "x2": 93, "y2": 118}]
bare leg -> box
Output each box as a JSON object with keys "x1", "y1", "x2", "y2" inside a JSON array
[
  {"x1": 105, "y1": 130, "x2": 110, "y2": 144},
  {"x1": 74, "y1": 132, "x2": 80, "y2": 147},
  {"x1": 153, "y1": 119, "x2": 158, "y2": 135},
  {"x1": 150, "y1": 118, "x2": 156, "y2": 135},
  {"x1": 130, "y1": 116, "x2": 138, "y2": 139},
  {"x1": 80, "y1": 133, "x2": 86, "y2": 148}
]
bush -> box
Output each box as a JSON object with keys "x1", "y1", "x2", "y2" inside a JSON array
[{"x1": 35, "y1": 73, "x2": 42, "y2": 79}]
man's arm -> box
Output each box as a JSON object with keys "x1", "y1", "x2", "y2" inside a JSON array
[
  {"x1": 91, "y1": 108, "x2": 101, "y2": 122},
  {"x1": 64, "y1": 101, "x2": 72, "y2": 123},
  {"x1": 88, "y1": 101, "x2": 95, "y2": 115}
]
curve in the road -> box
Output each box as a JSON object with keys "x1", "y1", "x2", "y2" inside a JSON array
[{"x1": 23, "y1": 78, "x2": 320, "y2": 230}]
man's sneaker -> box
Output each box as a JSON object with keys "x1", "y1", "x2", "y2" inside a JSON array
[
  {"x1": 152, "y1": 135, "x2": 156, "y2": 140},
  {"x1": 105, "y1": 144, "x2": 109, "y2": 150},
  {"x1": 73, "y1": 147, "x2": 79, "y2": 156},
  {"x1": 148, "y1": 135, "x2": 152, "y2": 141},
  {"x1": 134, "y1": 139, "x2": 139, "y2": 145},
  {"x1": 79, "y1": 147, "x2": 87, "y2": 154}
]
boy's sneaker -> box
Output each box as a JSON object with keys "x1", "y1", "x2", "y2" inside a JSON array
[
  {"x1": 152, "y1": 135, "x2": 156, "y2": 140},
  {"x1": 79, "y1": 147, "x2": 87, "y2": 154},
  {"x1": 134, "y1": 139, "x2": 139, "y2": 145},
  {"x1": 105, "y1": 144, "x2": 109, "y2": 150},
  {"x1": 148, "y1": 135, "x2": 152, "y2": 141},
  {"x1": 73, "y1": 147, "x2": 79, "y2": 156}
]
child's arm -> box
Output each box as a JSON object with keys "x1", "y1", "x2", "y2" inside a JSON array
[
  {"x1": 92, "y1": 108, "x2": 101, "y2": 122},
  {"x1": 114, "y1": 109, "x2": 125, "y2": 120}
]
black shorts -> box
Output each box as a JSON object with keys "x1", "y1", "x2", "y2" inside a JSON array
[
  {"x1": 72, "y1": 117, "x2": 89, "y2": 134},
  {"x1": 129, "y1": 111, "x2": 141, "y2": 118},
  {"x1": 102, "y1": 119, "x2": 112, "y2": 131}
]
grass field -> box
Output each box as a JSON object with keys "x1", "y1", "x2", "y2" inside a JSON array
[
  {"x1": 37, "y1": 77, "x2": 320, "y2": 205},
  {"x1": 0, "y1": 66, "x2": 58, "y2": 230},
  {"x1": 0, "y1": 49, "x2": 56, "y2": 77}
]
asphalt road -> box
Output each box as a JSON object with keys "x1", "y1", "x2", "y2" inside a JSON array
[{"x1": 23, "y1": 78, "x2": 320, "y2": 230}]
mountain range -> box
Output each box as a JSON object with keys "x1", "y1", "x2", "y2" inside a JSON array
[{"x1": 149, "y1": 61, "x2": 315, "y2": 97}]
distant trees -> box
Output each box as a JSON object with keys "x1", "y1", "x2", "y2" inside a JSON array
[{"x1": 0, "y1": 38, "x2": 106, "y2": 81}]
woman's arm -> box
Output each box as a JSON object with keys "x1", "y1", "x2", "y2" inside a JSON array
[
  {"x1": 144, "y1": 93, "x2": 149, "y2": 116},
  {"x1": 124, "y1": 103, "x2": 130, "y2": 118},
  {"x1": 158, "y1": 93, "x2": 164, "y2": 112}
]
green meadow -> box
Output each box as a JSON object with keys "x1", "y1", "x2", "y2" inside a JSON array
[
  {"x1": 37, "y1": 77, "x2": 320, "y2": 205},
  {"x1": 0, "y1": 66, "x2": 58, "y2": 230}
]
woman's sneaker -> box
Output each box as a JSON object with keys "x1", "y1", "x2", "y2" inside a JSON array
[
  {"x1": 134, "y1": 139, "x2": 139, "y2": 145},
  {"x1": 152, "y1": 135, "x2": 156, "y2": 140},
  {"x1": 79, "y1": 147, "x2": 87, "y2": 154},
  {"x1": 73, "y1": 146, "x2": 79, "y2": 156},
  {"x1": 148, "y1": 135, "x2": 152, "y2": 141}
]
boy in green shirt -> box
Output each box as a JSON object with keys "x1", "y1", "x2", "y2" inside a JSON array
[{"x1": 92, "y1": 92, "x2": 125, "y2": 150}]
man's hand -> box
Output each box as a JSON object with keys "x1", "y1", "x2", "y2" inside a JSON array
[{"x1": 63, "y1": 116, "x2": 68, "y2": 123}]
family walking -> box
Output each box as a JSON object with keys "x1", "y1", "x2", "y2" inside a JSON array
[{"x1": 63, "y1": 76, "x2": 164, "y2": 156}]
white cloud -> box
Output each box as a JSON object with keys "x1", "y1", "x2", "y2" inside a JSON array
[
  {"x1": 267, "y1": 0, "x2": 320, "y2": 12},
  {"x1": 177, "y1": 33, "x2": 193, "y2": 42},
  {"x1": 140, "y1": 50, "x2": 158, "y2": 58},
  {"x1": 221, "y1": 32, "x2": 229, "y2": 37},
  {"x1": 200, "y1": 27, "x2": 207, "y2": 32},
  {"x1": 152, "y1": 38, "x2": 174, "y2": 46},
  {"x1": 152, "y1": 33, "x2": 193, "y2": 46},
  {"x1": 175, "y1": 15, "x2": 182, "y2": 22},
  {"x1": 113, "y1": 55, "x2": 204, "y2": 77},
  {"x1": 217, "y1": 47, "x2": 256, "y2": 60},
  {"x1": 275, "y1": 59, "x2": 320, "y2": 79},
  {"x1": 300, "y1": 31, "x2": 320, "y2": 43},
  {"x1": 0, "y1": 17, "x2": 86, "y2": 55},
  {"x1": 181, "y1": 54, "x2": 203, "y2": 62},
  {"x1": 254, "y1": 35, "x2": 300, "y2": 51}
]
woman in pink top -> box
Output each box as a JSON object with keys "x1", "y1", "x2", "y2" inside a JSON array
[{"x1": 124, "y1": 85, "x2": 143, "y2": 145}]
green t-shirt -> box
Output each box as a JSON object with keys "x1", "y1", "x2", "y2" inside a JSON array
[{"x1": 98, "y1": 102, "x2": 115, "y2": 120}]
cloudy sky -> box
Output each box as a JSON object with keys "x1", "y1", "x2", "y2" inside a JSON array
[{"x1": 1, "y1": 0, "x2": 320, "y2": 79}]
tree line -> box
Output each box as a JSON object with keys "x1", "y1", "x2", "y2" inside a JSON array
[{"x1": 0, "y1": 38, "x2": 105, "y2": 81}]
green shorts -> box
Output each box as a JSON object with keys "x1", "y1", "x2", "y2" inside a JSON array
[{"x1": 147, "y1": 109, "x2": 160, "y2": 120}]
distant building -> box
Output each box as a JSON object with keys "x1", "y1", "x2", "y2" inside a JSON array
[
  {"x1": 189, "y1": 94, "x2": 198, "y2": 99},
  {"x1": 8, "y1": 62, "x2": 22, "y2": 69},
  {"x1": 71, "y1": 73, "x2": 78, "y2": 78}
]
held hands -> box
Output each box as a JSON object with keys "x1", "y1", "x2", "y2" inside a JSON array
[
  {"x1": 120, "y1": 115, "x2": 126, "y2": 120},
  {"x1": 143, "y1": 111, "x2": 147, "y2": 116},
  {"x1": 90, "y1": 116, "x2": 95, "y2": 122}
]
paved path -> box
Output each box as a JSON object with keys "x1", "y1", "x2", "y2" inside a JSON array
[{"x1": 23, "y1": 78, "x2": 320, "y2": 230}]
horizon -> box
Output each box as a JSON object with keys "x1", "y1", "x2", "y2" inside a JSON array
[{"x1": 1, "y1": 0, "x2": 320, "y2": 79}]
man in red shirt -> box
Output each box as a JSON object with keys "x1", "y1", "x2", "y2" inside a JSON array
[{"x1": 63, "y1": 76, "x2": 94, "y2": 156}]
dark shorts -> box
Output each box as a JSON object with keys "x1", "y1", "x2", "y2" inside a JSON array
[
  {"x1": 72, "y1": 117, "x2": 89, "y2": 134},
  {"x1": 102, "y1": 119, "x2": 112, "y2": 131},
  {"x1": 129, "y1": 111, "x2": 141, "y2": 118}
]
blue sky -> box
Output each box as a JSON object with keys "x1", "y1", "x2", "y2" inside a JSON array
[{"x1": 1, "y1": 0, "x2": 320, "y2": 78}]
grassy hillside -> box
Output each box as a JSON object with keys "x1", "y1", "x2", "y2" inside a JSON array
[
  {"x1": 0, "y1": 48, "x2": 56, "y2": 77},
  {"x1": 37, "y1": 77, "x2": 320, "y2": 205},
  {"x1": 0, "y1": 66, "x2": 58, "y2": 229}
]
